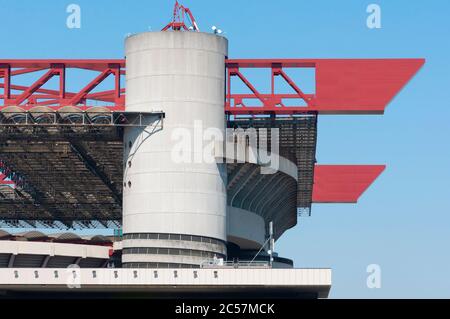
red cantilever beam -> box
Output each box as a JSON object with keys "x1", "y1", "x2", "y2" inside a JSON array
[
  {"x1": 312, "y1": 165, "x2": 386, "y2": 203},
  {"x1": 0, "y1": 58, "x2": 424, "y2": 113},
  {"x1": 313, "y1": 59, "x2": 424, "y2": 114},
  {"x1": 226, "y1": 59, "x2": 425, "y2": 115}
]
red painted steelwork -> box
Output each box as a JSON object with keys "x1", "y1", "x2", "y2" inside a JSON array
[
  {"x1": 0, "y1": 173, "x2": 14, "y2": 186},
  {"x1": 1, "y1": 58, "x2": 423, "y2": 114},
  {"x1": 162, "y1": 1, "x2": 200, "y2": 31},
  {"x1": 226, "y1": 59, "x2": 424, "y2": 115},
  {"x1": 312, "y1": 165, "x2": 386, "y2": 203},
  {"x1": 0, "y1": 60, "x2": 125, "y2": 110}
]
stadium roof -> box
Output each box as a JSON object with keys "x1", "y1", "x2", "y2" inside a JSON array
[{"x1": 0, "y1": 230, "x2": 112, "y2": 245}]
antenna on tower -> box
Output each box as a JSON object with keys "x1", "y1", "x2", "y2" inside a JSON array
[
  {"x1": 161, "y1": 1, "x2": 200, "y2": 32},
  {"x1": 211, "y1": 26, "x2": 223, "y2": 35}
]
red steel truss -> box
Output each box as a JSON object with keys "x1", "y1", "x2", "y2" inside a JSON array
[
  {"x1": 0, "y1": 58, "x2": 423, "y2": 206},
  {"x1": 0, "y1": 58, "x2": 423, "y2": 114},
  {"x1": 0, "y1": 60, "x2": 125, "y2": 111},
  {"x1": 226, "y1": 59, "x2": 424, "y2": 115}
]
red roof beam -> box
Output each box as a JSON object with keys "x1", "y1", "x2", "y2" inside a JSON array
[
  {"x1": 0, "y1": 84, "x2": 125, "y2": 103},
  {"x1": 9, "y1": 68, "x2": 60, "y2": 106},
  {"x1": 65, "y1": 66, "x2": 120, "y2": 106},
  {"x1": 312, "y1": 165, "x2": 385, "y2": 203},
  {"x1": 225, "y1": 58, "x2": 425, "y2": 115}
]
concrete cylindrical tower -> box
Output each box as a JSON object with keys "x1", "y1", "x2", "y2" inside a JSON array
[{"x1": 122, "y1": 31, "x2": 228, "y2": 268}]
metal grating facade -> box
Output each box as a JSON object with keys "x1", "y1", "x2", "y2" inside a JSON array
[
  {"x1": 0, "y1": 111, "x2": 163, "y2": 229},
  {"x1": 227, "y1": 115, "x2": 318, "y2": 216},
  {"x1": 0, "y1": 113, "x2": 316, "y2": 228}
]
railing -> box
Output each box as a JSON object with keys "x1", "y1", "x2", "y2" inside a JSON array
[{"x1": 201, "y1": 259, "x2": 270, "y2": 269}]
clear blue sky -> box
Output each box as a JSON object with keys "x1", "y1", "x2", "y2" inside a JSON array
[{"x1": 1, "y1": 0, "x2": 449, "y2": 298}]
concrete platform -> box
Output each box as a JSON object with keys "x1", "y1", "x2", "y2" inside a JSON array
[{"x1": 0, "y1": 267, "x2": 331, "y2": 299}]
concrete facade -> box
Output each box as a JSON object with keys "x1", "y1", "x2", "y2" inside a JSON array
[
  {"x1": 226, "y1": 206, "x2": 266, "y2": 250},
  {"x1": 0, "y1": 268, "x2": 331, "y2": 298},
  {"x1": 0, "y1": 241, "x2": 110, "y2": 268},
  {"x1": 123, "y1": 31, "x2": 228, "y2": 266}
]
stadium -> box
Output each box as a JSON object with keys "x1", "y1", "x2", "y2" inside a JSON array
[{"x1": 0, "y1": 2, "x2": 423, "y2": 298}]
